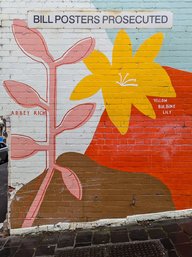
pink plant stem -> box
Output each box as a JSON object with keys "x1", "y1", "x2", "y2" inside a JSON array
[
  {"x1": 47, "y1": 63, "x2": 57, "y2": 168},
  {"x1": 22, "y1": 63, "x2": 57, "y2": 228}
]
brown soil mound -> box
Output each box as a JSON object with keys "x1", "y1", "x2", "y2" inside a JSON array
[{"x1": 10, "y1": 152, "x2": 175, "y2": 228}]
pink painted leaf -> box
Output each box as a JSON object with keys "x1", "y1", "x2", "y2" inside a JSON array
[
  {"x1": 12, "y1": 19, "x2": 54, "y2": 63},
  {"x1": 11, "y1": 135, "x2": 41, "y2": 159},
  {"x1": 55, "y1": 37, "x2": 95, "y2": 66},
  {"x1": 56, "y1": 165, "x2": 82, "y2": 200},
  {"x1": 4, "y1": 80, "x2": 44, "y2": 108},
  {"x1": 57, "y1": 103, "x2": 96, "y2": 134}
]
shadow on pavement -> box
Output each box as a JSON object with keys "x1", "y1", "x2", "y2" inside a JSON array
[{"x1": 0, "y1": 162, "x2": 8, "y2": 223}]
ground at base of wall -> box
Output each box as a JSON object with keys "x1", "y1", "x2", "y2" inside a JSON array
[{"x1": 1, "y1": 217, "x2": 192, "y2": 257}]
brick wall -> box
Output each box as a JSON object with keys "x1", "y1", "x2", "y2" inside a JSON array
[{"x1": 0, "y1": 0, "x2": 192, "y2": 229}]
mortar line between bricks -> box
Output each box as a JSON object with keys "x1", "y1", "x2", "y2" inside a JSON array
[
  {"x1": 73, "y1": 232, "x2": 77, "y2": 248},
  {"x1": 90, "y1": 230, "x2": 93, "y2": 246},
  {"x1": 126, "y1": 228, "x2": 130, "y2": 242},
  {"x1": 1, "y1": 238, "x2": 9, "y2": 249},
  {"x1": 174, "y1": 247, "x2": 182, "y2": 257}
]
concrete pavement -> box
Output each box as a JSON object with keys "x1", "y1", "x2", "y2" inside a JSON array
[{"x1": 0, "y1": 217, "x2": 192, "y2": 257}]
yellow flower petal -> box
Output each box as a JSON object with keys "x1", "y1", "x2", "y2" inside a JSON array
[
  {"x1": 70, "y1": 75, "x2": 101, "y2": 100},
  {"x1": 136, "y1": 63, "x2": 176, "y2": 98},
  {"x1": 83, "y1": 50, "x2": 111, "y2": 75},
  {"x1": 71, "y1": 30, "x2": 176, "y2": 135},
  {"x1": 112, "y1": 30, "x2": 132, "y2": 70},
  {"x1": 134, "y1": 32, "x2": 164, "y2": 63},
  {"x1": 133, "y1": 95, "x2": 156, "y2": 119},
  {"x1": 102, "y1": 87, "x2": 132, "y2": 135}
]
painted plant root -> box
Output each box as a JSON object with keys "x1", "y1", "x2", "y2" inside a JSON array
[{"x1": 4, "y1": 19, "x2": 95, "y2": 228}]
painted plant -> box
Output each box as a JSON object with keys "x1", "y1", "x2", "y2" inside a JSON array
[{"x1": 3, "y1": 20, "x2": 96, "y2": 228}]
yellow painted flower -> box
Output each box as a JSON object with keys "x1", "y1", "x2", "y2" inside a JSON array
[{"x1": 70, "y1": 30, "x2": 176, "y2": 135}]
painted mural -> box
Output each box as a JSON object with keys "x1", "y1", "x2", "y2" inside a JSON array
[
  {"x1": 70, "y1": 30, "x2": 176, "y2": 134},
  {"x1": 3, "y1": 14, "x2": 192, "y2": 228}
]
